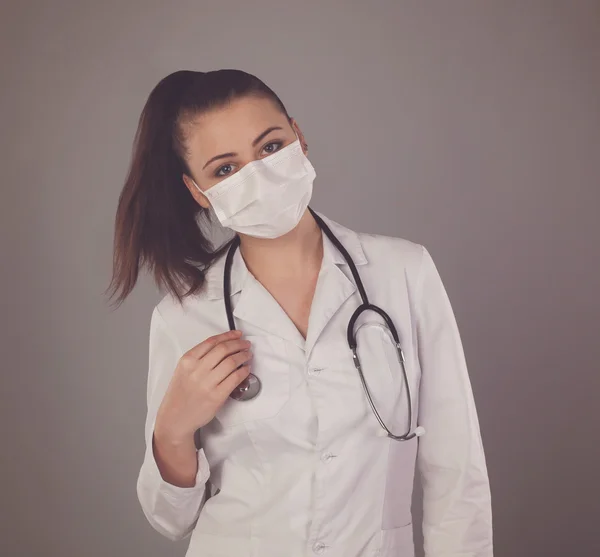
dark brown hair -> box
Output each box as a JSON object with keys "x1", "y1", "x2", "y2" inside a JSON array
[{"x1": 105, "y1": 69, "x2": 290, "y2": 308}]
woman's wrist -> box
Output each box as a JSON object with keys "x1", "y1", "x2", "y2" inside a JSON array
[{"x1": 152, "y1": 430, "x2": 199, "y2": 487}]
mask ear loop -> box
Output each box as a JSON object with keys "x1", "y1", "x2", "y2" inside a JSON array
[
  {"x1": 292, "y1": 128, "x2": 307, "y2": 150},
  {"x1": 190, "y1": 178, "x2": 202, "y2": 193}
]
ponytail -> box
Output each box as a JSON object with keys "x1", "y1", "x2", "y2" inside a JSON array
[{"x1": 106, "y1": 69, "x2": 289, "y2": 308}]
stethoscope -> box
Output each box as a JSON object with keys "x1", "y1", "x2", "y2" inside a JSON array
[{"x1": 223, "y1": 208, "x2": 422, "y2": 441}]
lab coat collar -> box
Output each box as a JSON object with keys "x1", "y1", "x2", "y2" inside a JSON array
[
  {"x1": 203, "y1": 240, "x2": 249, "y2": 302},
  {"x1": 319, "y1": 212, "x2": 367, "y2": 268},
  {"x1": 202, "y1": 211, "x2": 367, "y2": 301}
]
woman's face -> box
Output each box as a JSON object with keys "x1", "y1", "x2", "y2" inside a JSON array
[{"x1": 182, "y1": 95, "x2": 307, "y2": 209}]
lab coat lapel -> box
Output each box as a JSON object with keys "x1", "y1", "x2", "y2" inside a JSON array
[
  {"x1": 205, "y1": 245, "x2": 305, "y2": 347},
  {"x1": 304, "y1": 262, "x2": 356, "y2": 358},
  {"x1": 208, "y1": 213, "x2": 368, "y2": 354},
  {"x1": 233, "y1": 274, "x2": 306, "y2": 349},
  {"x1": 304, "y1": 213, "x2": 368, "y2": 358}
]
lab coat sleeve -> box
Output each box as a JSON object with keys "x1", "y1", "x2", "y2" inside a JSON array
[
  {"x1": 136, "y1": 306, "x2": 211, "y2": 541},
  {"x1": 414, "y1": 247, "x2": 493, "y2": 556}
]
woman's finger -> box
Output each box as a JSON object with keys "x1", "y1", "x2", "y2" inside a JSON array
[
  {"x1": 214, "y1": 364, "x2": 252, "y2": 400},
  {"x1": 185, "y1": 330, "x2": 243, "y2": 361},
  {"x1": 201, "y1": 338, "x2": 251, "y2": 371},
  {"x1": 207, "y1": 349, "x2": 253, "y2": 386}
]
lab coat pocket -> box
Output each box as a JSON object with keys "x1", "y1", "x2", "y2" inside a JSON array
[
  {"x1": 381, "y1": 436, "x2": 418, "y2": 530},
  {"x1": 379, "y1": 522, "x2": 415, "y2": 556},
  {"x1": 214, "y1": 335, "x2": 291, "y2": 428}
]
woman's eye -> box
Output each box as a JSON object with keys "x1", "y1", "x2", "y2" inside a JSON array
[
  {"x1": 215, "y1": 164, "x2": 234, "y2": 178},
  {"x1": 262, "y1": 141, "x2": 283, "y2": 155},
  {"x1": 214, "y1": 142, "x2": 283, "y2": 177}
]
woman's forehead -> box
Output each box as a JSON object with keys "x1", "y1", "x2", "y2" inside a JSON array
[
  {"x1": 186, "y1": 97, "x2": 291, "y2": 160},
  {"x1": 192, "y1": 97, "x2": 287, "y2": 137}
]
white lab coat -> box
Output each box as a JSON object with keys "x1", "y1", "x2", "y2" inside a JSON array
[{"x1": 136, "y1": 213, "x2": 493, "y2": 557}]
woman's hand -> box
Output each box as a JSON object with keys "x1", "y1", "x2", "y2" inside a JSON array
[
  {"x1": 150, "y1": 331, "x2": 251, "y2": 487},
  {"x1": 154, "y1": 330, "x2": 252, "y2": 447}
]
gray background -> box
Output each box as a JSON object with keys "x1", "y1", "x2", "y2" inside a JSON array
[{"x1": 1, "y1": 1, "x2": 599, "y2": 556}]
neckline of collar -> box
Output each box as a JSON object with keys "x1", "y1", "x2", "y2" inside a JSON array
[{"x1": 202, "y1": 211, "x2": 367, "y2": 301}]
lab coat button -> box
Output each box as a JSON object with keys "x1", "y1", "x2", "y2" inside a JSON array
[
  {"x1": 308, "y1": 367, "x2": 323, "y2": 376},
  {"x1": 321, "y1": 452, "x2": 336, "y2": 463},
  {"x1": 312, "y1": 541, "x2": 326, "y2": 554}
]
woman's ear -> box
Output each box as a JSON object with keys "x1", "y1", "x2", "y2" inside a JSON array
[
  {"x1": 182, "y1": 174, "x2": 211, "y2": 209},
  {"x1": 289, "y1": 117, "x2": 308, "y2": 154}
]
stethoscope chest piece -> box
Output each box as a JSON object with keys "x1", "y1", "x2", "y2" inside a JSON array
[{"x1": 230, "y1": 373, "x2": 262, "y2": 401}]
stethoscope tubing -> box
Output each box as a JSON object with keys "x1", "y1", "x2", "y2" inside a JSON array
[{"x1": 222, "y1": 208, "x2": 416, "y2": 440}]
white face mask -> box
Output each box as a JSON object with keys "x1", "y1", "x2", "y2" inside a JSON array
[{"x1": 192, "y1": 138, "x2": 315, "y2": 239}]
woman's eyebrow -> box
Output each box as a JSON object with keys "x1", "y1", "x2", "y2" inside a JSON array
[
  {"x1": 202, "y1": 126, "x2": 284, "y2": 170},
  {"x1": 251, "y1": 126, "x2": 283, "y2": 147}
]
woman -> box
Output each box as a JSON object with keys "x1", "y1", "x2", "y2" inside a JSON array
[{"x1": 108, "y1": 69, "x2": 493, "y2": 557}]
